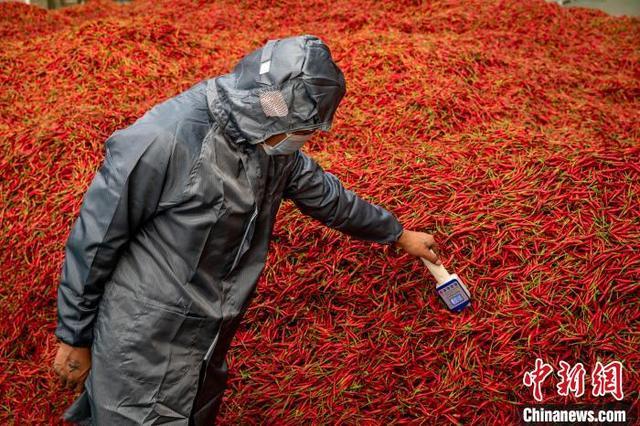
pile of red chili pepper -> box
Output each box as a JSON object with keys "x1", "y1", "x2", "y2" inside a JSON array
[{"x1": 1, "y1": 0, "x2": 638, "y2": 423}]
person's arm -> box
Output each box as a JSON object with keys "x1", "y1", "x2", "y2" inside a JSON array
[
  {"x1": 55, "y1": 126, "x2": 175, "y2": 348},
  {"x1": 282, "y1": 150, "x2": 442, "y2": 263},
  {"x1": 54, "y1": 126, "x2": 176, "y2": 391},
  {"x1": 283, "y1": 150, "x2": 402, "y2": 244}
]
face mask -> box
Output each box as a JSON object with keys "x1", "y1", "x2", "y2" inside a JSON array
[{"x1": 261, "y1": 132, "x2": 314, "y2": 156}]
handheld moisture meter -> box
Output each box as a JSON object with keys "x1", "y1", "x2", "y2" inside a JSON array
[{"x1": 421, "y1": 251, "x2": 471, "y2": 313}]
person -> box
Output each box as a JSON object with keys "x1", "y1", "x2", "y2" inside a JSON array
[{"x1": 52, "y1": 34, "x2": 441, "y2": 425}]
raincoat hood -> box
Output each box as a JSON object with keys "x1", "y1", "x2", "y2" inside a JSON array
[{"x1": 207, "y1": 34, "x2": 346, "y2": 145}]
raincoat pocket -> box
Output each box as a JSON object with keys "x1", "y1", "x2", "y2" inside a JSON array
[
  {"x1": 118, "y1": 298, "x2": 219, "y2": 389},
  {"x1": 226, "y1": 205, "x2": 258, "y2": 276}
]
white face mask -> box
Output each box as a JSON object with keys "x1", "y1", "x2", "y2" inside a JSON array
[{"x1": 261, "y1": 132, "x2": 314, "y2": 156}]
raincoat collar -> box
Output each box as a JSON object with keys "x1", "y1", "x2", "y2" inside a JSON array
[{"x1": 205, "y1": 34, "x2": 346, "y2": 146}]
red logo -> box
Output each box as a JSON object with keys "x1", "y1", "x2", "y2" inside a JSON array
[{"x1": 523, "y1": 359, "x2": 624, "y2": 402}]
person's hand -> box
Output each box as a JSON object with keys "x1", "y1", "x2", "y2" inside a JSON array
[
  {"x1": 395, "y1": 229, "x2": 442, "y2": 265},
  {"x1": 53, "y1": 341, "x2": 91, "y2": 392}
]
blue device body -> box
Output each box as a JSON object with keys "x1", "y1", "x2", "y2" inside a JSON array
[{"x1": 435, "y1": 275, "x2": 471, "y2": 312}]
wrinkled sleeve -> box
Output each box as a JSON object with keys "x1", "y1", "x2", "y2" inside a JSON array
[
  {"x1": 55, "y1": 128, "x2": 175, "y2": 347},
  {"x1": 283, "y1": 150, "x2": 404, "y2": 245}
]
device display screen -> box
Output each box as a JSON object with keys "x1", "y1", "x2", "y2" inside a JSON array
[
  {"x1": 436, "y1": 276, "x2": 471, "y2": 312},
  {"x1": 450, "y1": 294, "x2": 464, "y2": 305}
]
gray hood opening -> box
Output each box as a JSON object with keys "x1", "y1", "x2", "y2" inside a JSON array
[{"x1": 206, "y1": 34, "x2": 346, "y2": 145}]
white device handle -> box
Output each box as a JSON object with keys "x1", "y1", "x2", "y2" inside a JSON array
[{"x1": 421, "y1": 249, "x2": 451, "y2": 286}]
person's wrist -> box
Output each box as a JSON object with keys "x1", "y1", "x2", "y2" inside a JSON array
[{"x1": 395, "y1": 229, "x2": 406, "y2": 248}]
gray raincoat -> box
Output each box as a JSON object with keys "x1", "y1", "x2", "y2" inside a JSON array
[{"x1": 55, "y1": 34, "x2": 404, "y2": 425}]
